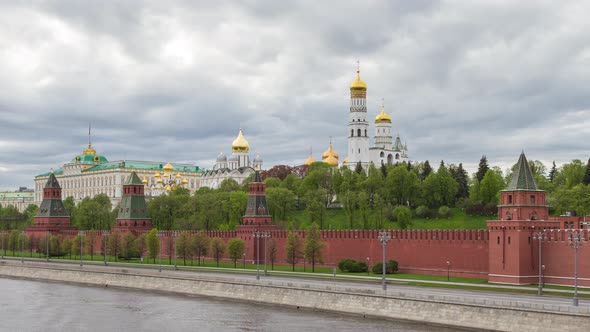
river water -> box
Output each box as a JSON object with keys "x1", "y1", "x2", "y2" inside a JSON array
[{"x1": 0, "y1": 278, "x2": 461, "y2": 332}]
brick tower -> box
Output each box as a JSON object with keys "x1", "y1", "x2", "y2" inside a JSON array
[
  {"x1": 27, "y1": 172, "x2": 76, "y2": 237},
  {"x1": 487, "y1": 152, "x2": 556, "y2": 284},
  {"x1": 112, "y1": 172, "x2": 152, "y2": 234},
  {"x1": 237, "y1": 170, "x2": 278, "y2": 233}
]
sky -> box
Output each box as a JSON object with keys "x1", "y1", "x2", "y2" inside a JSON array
[{"x1": 1, "y1": 0, "x2": 590, "y2": 189}]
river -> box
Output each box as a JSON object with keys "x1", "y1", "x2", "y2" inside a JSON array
[{"x1": 0, "y1": 278, "x2": 462, "y2": 331}]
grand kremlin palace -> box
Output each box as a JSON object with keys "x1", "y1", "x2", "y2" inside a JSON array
[{"x1": 33, "y1": 129, "x2": 262, "y2": 207}]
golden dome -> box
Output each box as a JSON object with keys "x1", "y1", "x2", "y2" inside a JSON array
[
  {"x1": 163, "y1": 162, "x2": 174, "y2": 173},
  {"x1": 82, "y1": 144, "x2": 97, "y2": 155},
  {"x1": 232, "y1": 128, "x2": 250, "y2": 153},
  {"x1": 142, "y1": 177, "x2": 148, "y2": 184},
  {"x1": 343, "y1": 157, "x2": 349, "y2": 164},
  {"x1": 164, "y1": 184, "x2": 171, "y2": 191},
  {"x1": 375, "y1": 99, "x2": 391, "y2": 123},
  {"x1": 350, "y1": 63, "x2": 367, "y2": 91},
  {"x1": 325, "y1": 155, "x2": 339, "y2": 167},
  {"x1": 157, "y1": 178, "x2": 163, "y2": 184},
  {"x1": 175, "y1": 173, "x2": 181, "y2": 179},
  {"x1": 154, "y1": 172, "x2": 161, "y2": 178},
  {"x1": 182, "y1": 178, "x2": 188, "y2": 185},
  {"x1": 322, "y1": 143, "x2": 339, "y2": 160}
]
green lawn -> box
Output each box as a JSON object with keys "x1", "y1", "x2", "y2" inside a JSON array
[{"x1": 289, "y1": 208, "x2": 489, "y2": 230}]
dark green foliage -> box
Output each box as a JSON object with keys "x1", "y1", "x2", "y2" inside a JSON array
[
  {"x1": 584, "y1": 158, "x2": 590, "y2": 185},
  {"x1": 371, "y1": 260, "x2": 399, "y2": 274},
  {"x1": 476, "y1": 155, "x2": 489, "y2": 182},
  {"x1": 338, "y1": 259, "x2": 368, "y2": 272},
  {"x1": 421, "y1": 160, "x2": 432, "y2": 181},
  {"x1": 549, "y1": 161, "x2": 557, "y2": 183},
  {"x1": 438, "y1": 206, "x2": 452, "y2": 218}
]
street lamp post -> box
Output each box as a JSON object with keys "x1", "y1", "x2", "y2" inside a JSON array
[
  {"x1": 172, "y1": 231, "x2": 179, "y2": 271},
  {"x1": 157, "y1": 231, "x2": 164, "y2": 272},
  {"x1": 45, "y1": 231, "x2": 50, "y2": 262},
  {"x1": 263, "y1": 232, "x2": 270, "y2": 276},
  {"x1": 378, "y1": 231, "x2": 392, "y2": 290},
  {"x1": 78, "y1": 231, "x2": 86, "y2": 267},
  {"x1": 366, "y1": 257, "x2": 370, "y2": 276},
  {"x1": 243, "y1": 252, "x2": 246, "y2": 269},
  {"x1": 532, "y1": 230, "x2": 549, "y2": 296},
  {"x1": 253, "y1": 231, "x2": 262, "y2": 280},
  {"x1": 446, "y1": 261, "x2": 451, "y2": 282},
  {"x1": 20, "y1": 231, "x2": 25, "y2": 263},
  {"x1": 102, "y1": 231, "x2": 109, "y2": 266},
  {"x1": 567, "y1": 229, "x2": 586, "y2": 306}
]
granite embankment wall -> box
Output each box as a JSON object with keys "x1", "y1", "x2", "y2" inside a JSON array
[{"x1": 1, "y1": 261, "x2": 589, "y2": 332}]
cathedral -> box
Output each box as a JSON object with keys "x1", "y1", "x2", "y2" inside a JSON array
[
  {"x1": 200, "y1": 129, "x2": 262, "y2": 189},
  {"x1": 304, "y1": 65, "x2": 409, "y2": 168}
]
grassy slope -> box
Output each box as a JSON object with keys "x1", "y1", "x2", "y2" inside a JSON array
[{"x1": 289, "y1": 208, "x2": 489, "y2": 230}]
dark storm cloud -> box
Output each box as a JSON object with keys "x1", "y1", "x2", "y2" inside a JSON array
[{"x1": 1, "y1": 0, "x2": 590, "y2": 189}]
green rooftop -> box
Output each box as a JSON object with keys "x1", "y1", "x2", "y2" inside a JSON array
[
  {"x1": 506, "y1": 152, "x2": 538, "y2": 191},
  {"x1": 83, "y1": 160, "x2": 202, "y2": 173}
]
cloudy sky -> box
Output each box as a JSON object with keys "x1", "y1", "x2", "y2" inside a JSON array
[{"x1": 1, "y1": 0, "x2": 590, "y2": 189}]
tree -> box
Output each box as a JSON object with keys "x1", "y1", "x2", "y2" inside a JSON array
[
  {"x1": 373, "y1": 193, "x2": 386, "y2": 229},
  {"x1": 268, "y1": 238, "x2": 277, "y2": 270},
  {"x1": 136, "y1": 234, "x2": 147, "y2": 260},
  {"x1": 303, "y1": 189, "x2": 328, "y2": 229},
  {"x1": 340, "y1": 190, "x2": 358, "y2": 229},
  {"x1": 192, "y1": 231, "x2": 210, "y2": 266},
  {"x1": 120, "y1": 232, "x2": 138, "y2": 260},
  {"x1": 584, "y1": 158, "x2": 590, "y2": 185},
  {"x1": 548, "y1": 161, "x2": 558, "y2": 183},
  {"x1": 85, "y1": 231, "x2": 98, "y2": 261},
  {"x1": 285, "y1": 232, "x2": 303, "y2": 271},
  {"x1": 227, "y1": 238, "x2": 245, "y2": 268},
  {"x1": 267, "y1": 187, "x2": 296, "y2": 221},
  {"x1": 73, "y1": 234, "x2": 88, "y2": 259},
  {"x1": 107, "y1": 231, "x2": 122, "y2": 261},
  {"x1": 218, "y1": 178, "x2": 241, "y2": 192},
  {"x1": 211, "y1": 237, "x2": 225, "y2": 267},
  {"x1": 76, "y1": 194, "x2": 114, "y2": 230},
  {"x1": 554, "y1": 160, "x2": 585, "y2": 189},
  {"x1": 304, "y1": 223, "x2": 325, "y2": 272},
  {"x1": 479, "y1": 169, "x2": 505, "y2": 204},
  {"x1": 422, "y1": 165, "x2": 458, "y2": 208},
  {"x1": 449, "y1": 163, "x2": 469, "y2": 200},
  {"x1": 421, "y1": 160, "x2": 433, "y2": 181},
  {"x1": 145, "y1": 229, "x2": 159, "y2": 263},
  {"x1": 394, "y1": 206, "x2": 412, "y2": 230},
  {"x1": 175, "y1": 231, "x2": 192, "y2": 265},
  {"x1": 476, "y1": 155, "x2": 489, "y2": 182},
  {"x1": 62, "y1": 237, "x2": 73, "y2": 259}
]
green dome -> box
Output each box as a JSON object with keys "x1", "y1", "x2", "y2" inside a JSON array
[{"x1": 72, "y1": 154, "x2": 108, "y2": 163}]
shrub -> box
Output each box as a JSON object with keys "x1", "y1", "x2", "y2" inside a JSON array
[
  {"x1": 438, "y1": 206, "x2": 452, "y2": 218},
  {"x1": 338, "y1": 259, "x2": 369, "y2": 273},
  {"x1": 415, "y1": 205, "x2": 430, "y2": 218},
  {"x1": 371, "y1": 260, "x2": 399, "y2": 274}
]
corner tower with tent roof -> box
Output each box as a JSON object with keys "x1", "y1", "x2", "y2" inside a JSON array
[{"x1": 237, "y1": 170, "x2": 277, "y2": 232}]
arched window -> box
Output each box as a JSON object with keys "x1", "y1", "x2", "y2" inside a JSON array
[
  {"x1": 380, "y1": 151, "x2": 384, "y2": 158},
  {"x1": 351, "y1": 129, "x2": 354, "y2": 137},
  {"x1": 395, "y1": 153, "x2": 400, "y2": 160},
  {"x1": 364, "y1": 129, "x2": 367, "y2": 137},
  {"x1": 357, "y1": 129, "x2": 361, "y2": 137}
]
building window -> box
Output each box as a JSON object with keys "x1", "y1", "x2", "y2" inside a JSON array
[
  {"x1": 364, "y1": 129, "x2": 367, "y2": 137},
  {"x1": 508, "y1": 195, "x2": 512, "y2": 204},
  {"x1": 508, "y1": 236, "x2": 511, "y2": 245},
  {"x1": 497, "y1": 236, "x2": 500, "y2": 244},
  {"x1": 357, "y1": 129, "x2": 361, "y2": 137},
  {"x1": 351, "y1": 129, "x2": 354, "y2": 137},
  {"x1": 530, "y1": 195, "x2": 535, "y2": 204}
]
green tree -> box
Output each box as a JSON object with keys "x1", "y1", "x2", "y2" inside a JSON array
[
  {"x1": 73, "y1": 234, "x2": 88, "y2": 259},
  {"x1": 267, "y1": 187, "x2": 296, "y2": 221},
  {"x1": 304, "y1": 223, "x2": 325, "y2": 272},
  {"x1": 120, "y1": 232, "x2": 138, "y2": 260},
  {"x1": 227, "y1": 238, "x2": 246, "y2": 268},
  {"x1": 422, "y1": 165, "x2": 458, "y2": 208},
  {"x1": 548, "y1": 161, "x2": 557, "y2": 183},
  {"x1": 476, "y1": 155, "x2": 489, "y2": 182},
  {"x1": 340, "y1": 190, "x2": 358, "y2": 229},
  {"x1": 479, "y1": 169, "x2": 505, "y2": 204},
  {"x1": 219, "y1": 178, "x2": 242, "y2": 192},
  {"x1": 264, "y1": 177, "x2": 281, "y2": 188},
  {"x1": 554, "y1": 160, "x2": 585, "y2": 189},
  {"x1": 192, "y1": 231, "x2": 210, "y2": 265},
  {"x1": 76, "y1": 194, "x2": 113, "y2": 230},
  {"x1": 268, "y1": 238, "x2": 277, "y2": 270},
  {"x1": 421, "y1": 160, "x2": 433, "y2": 181},
  {"x1": 373, "y1": 193, "x2": 386, "y2": 229},
  {"x1": 449, "y1": 163, "x2": 470, "y2": 200},
  {"x1": 175, "y1": 231, "x2": 193, "y2": 265},
  {"x1": 394, "y1": 206, "x2": 412, "y2": 230},
  {"x1": 145, "y1": 229, "x2": 159, "y2": 263},
  {"x1": 285, "y1": 232, "x2": 303, "y2": 271},
  {"x1": 303, "y1": 189, "x2": 328, "y2": 229},
  {"x1": 584, "y1": 158, "x2": 590, "y2": 185},
  {"x1": 211, "y1": 237, "x2": 225, "y2": 267},
  {"x1": 62, "y1": 237, "x2": 73, "y2": 259}
]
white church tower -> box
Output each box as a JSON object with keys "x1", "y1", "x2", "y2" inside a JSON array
[{"x1": 347, "y1": 63, "x2": 370, "y2": 167}]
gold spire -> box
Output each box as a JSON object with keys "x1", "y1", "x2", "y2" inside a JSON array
[
  {"x1": 304, "y1": 147, "x2": 316, "y2": 166},
  {"x1": 232, "y1": 128, "x2": 250, "y2": 153},
  {"x1": 350, "y1": 60, "x2": 367, "y2": 91},
  {"x1": 82, "y1": 144, "x2": 97, "y2": 155},
  {"x1": 163, "y1": 162, "x2": 174, "y2": 173},
  {"x1": 375, "y1": 98, "x2": 392, "y2": 123}
]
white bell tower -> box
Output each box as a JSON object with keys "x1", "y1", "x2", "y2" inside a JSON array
[{"x1": 347, "y1": 62, "x2": 370, "y2": 167}]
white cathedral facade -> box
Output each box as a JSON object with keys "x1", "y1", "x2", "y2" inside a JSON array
[{"x1": 345, "y1": 66, "x2": 408, "y2": 168}]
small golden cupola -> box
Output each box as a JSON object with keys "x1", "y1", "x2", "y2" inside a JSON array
[
  {"x1": 325, "y1": 154, "x2": 339, "y2": 167},
  {"x1": 375, "y1": 99, "x2": 392, "y2": 123},
  {"x1": 163, "y1": 162, "x2": 174, "y2": 173},
  {"x1": 232, "y1": 128, "x2": 250, "y2": 153},
  {"x1": 322, "y1": 142, "x2": 339, "y2": 160},
  {"x1": 82, "y1": 144, "x2": 97, "y2": 155},
  {"x1": 350, "y1": 61, "x2": 367, "y2": 98},
  {"x1": 304, "y1": 147, "x2": 316, "y2": 166}
]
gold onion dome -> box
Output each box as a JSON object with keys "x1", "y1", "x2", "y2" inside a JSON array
[
  {"x1": 175, "y1": 173, "x2": 181, "y2": 179},
  {"x1": 154, "y1": 172, "x2": 161, "y2": 178},
  {"x1": 343, "y1": 157, "x2": 349, "y2": 164},
  {"x1": 157, "y1": 178, "x2": 163, "y2": 184},
  {"x1": 325, "y1": 155, "x2": 339, "y2": 167},
  {"x1": 375, "y1": 100, "x2": 392, "y2": 123},
  {"x1": 304, "y1": 151, "x2": 316, "y2": 166},
  {"x1": 163, "y1": 162, "x2": 174, "y2": 173},
  {"x1": 322, "y1": 143, "x2": 339, "y2": 160},
  {"x1": 350, "y1": 65, "x2": 367, "y2": 91},
  {"x1": 182, "y1": 178, "x2": 188, "y2": 185},
  {"x1": 164, "y1": 184, "x2": 171, "y2": 191},
  {"x1": 142, "y1": 177, "x2": 148, "y2": 184},
  {"x1": 82, "y1": 144, "x2": 97, "y2": 155},
  {"x1": 232, "y1": 128, "x2": 250, "y2": 153}
]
